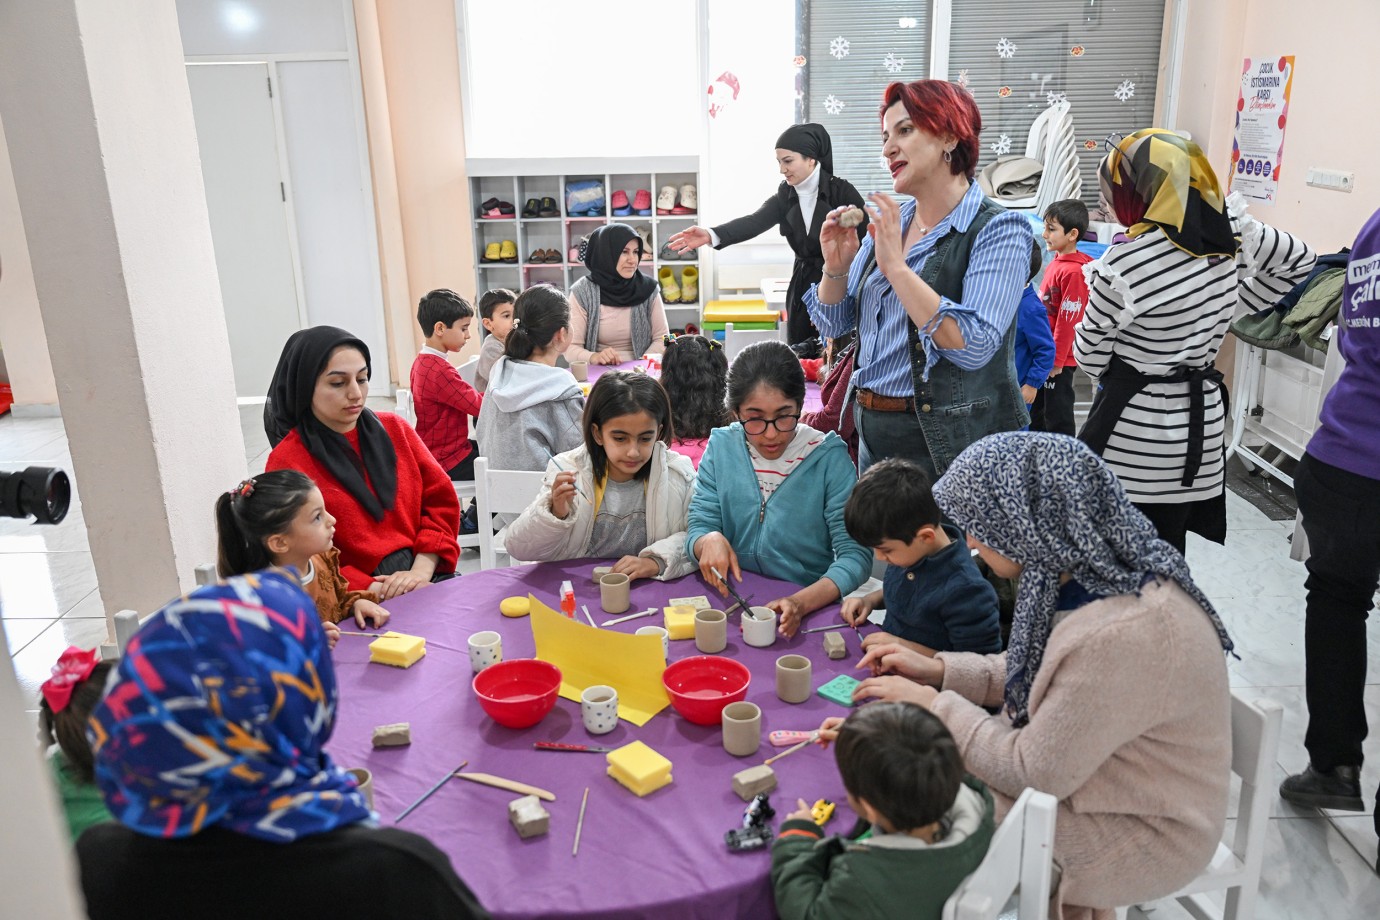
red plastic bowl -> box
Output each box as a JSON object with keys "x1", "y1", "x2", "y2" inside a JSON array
[
  {"x1": 472, "y1": 659, "x2": 562, "y2": 729},
  {"x1": 661, "y1": 656, "x2": 751, "y2": 725}
]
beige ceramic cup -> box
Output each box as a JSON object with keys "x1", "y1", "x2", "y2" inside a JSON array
[
  {"x1": 635, "y1": 625, "x2": 670, "y2": 659},
  {"x1": 570, "y1": 362, "x2": 589, "y2": 382},
  {"x1": 694, "y1": 608, "x2": 727, "y2": 653},
  {"x1": 346, "y1": 768, "x2": 374, "y2": 810},
  {"x1": 599, "y1": 573, "x2": 630, "y2": 614},
  {"x1": 721, "y1": 701, "x2": 762, "y2": 756},
  {"x1": 775, "y1": 654, "x2": 812, "y2": 704},
  {"x1": 743, "y1": 606, "x2": 778, "y2": 647}
]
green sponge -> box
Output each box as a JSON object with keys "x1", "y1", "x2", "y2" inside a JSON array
[{"x1": 816, "y1": 674, "x2": 860, "y2": 707}]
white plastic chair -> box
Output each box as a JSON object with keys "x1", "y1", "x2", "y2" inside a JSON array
[
  {"x1": 456, "y1": 355, "x2": 479, "y2": 387},
  {"x1": 1004, "y1": 101, "x2": 1082, "y2": 215},
  {"x1": 394, "y1": 387, "x2": 415, "y2": 425},
  {"x1": 724, "y1": 322, "x2": 784, "y2": 363},
  {"x1": 943, "y1": 787, "x2": 1057, "y2": 920},
  {"x1": 474, "y1": 457, "x2": 547, "y2": 571},
  {"x1": 1163, "y1": 691, "x2": 1283, "y2": 920}
]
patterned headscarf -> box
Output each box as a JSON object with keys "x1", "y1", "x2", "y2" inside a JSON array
[
  {"x1": 932, "y1": 432, "x2": 1233, "y2": 726},
  {"x1": 1099, "y1": 129, "x2": 1238, "y2": 259},
  {"x1": 88, "y1": 570, "x2": 370, "y2": 842}
]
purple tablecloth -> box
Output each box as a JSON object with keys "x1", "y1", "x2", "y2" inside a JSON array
[
  {"x1": 327, "y1": 559, "x2": 867, "y2": 920},
  {"x1": 586, "y1": 360, "x2": 823, "y2": 415}
]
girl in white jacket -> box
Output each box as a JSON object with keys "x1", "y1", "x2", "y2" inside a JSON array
[{"x1": 504, "y1": 371, "x2": 696, "y2": 581}]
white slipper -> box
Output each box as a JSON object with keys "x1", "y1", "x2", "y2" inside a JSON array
[
  {"x1": 656, "y1": 185, "x2": 677, "y2": 213},
  {"x1": 678, "y1": 184, "x2": 698, "y2": 211}
]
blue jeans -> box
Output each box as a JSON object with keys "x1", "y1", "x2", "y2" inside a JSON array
[{"x1": 854, "y1": 403, "x2": 938, "y2": 483}]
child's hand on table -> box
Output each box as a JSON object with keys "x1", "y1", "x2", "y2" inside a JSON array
[
  {"x1": 839, "y1": 595, "x2": 875, "y2": 627},
  {"x1": 769, "y1": 595, "x2": 806, "y2": 637},
  {"x1": 785, "y1": 798, "x2": 818, "y2": 824},
  {"x1": 611, "y1": 555, "x2": 660, "y2": 582},
  {"x1": 322, "y1": 621, "x2": 341, "y2": 649},
  {"x1": 852, "y1": 675, "x2": 938, "y2": 709},
  {"x1": 549, "y1": 471, "x2": 579, "y2": 520},
  {"x1": 353, "y1": 598, "x2": 390, "y2": 630}
]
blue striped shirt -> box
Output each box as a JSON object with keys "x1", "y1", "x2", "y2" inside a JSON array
[{"x1": 804, "y1": 182, "x2": 1034, "y2": 395}]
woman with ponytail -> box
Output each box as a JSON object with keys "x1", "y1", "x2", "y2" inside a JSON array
[{"x1": 475, "y1": 284, "x2": 586, "y2": 472}]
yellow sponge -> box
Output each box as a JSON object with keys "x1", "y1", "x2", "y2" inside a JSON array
[
  {"x1": 663, "y1": 605, "x2": 696, "y2": 640},
  {"x1": 499, "y1": 596, "x2": 530, "y2": 618},
  {"x1": 368, "y1": 631, "x2": 426, "y2": 668},
  {"x1": 606, "y1": 741, "x2": 673, "y2": 797}
]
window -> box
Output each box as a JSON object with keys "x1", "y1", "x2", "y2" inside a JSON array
[
  {"x1": 804, "y1": 2, "x2": 932, "y2": 195},
  {"x1": 947, "y1": 0, "x2": 1165, "y2": 207}
]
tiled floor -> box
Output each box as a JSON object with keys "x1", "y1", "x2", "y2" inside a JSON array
[{"x1": 3, "y1": 407, "x2": 1378, "y2": 916}]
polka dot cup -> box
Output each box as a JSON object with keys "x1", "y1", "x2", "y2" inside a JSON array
[{"x1": 581, "y1": 684, "x2": 619, "y2": 735}]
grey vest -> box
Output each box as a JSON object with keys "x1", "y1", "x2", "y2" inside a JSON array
[{"x1": 909, "y1": 198, "x2": 1029, "y2": 473}]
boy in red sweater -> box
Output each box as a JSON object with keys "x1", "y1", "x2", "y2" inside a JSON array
[
  {"x1": 1031, "y1": 199, "x2": 1093, "y2": 436},
  {"x1": 410, "y1": 289, "x2": 483, "y2": 481}
]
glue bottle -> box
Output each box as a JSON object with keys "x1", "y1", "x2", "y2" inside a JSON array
[{"x1": 560, "y1": 580, "x2": 576, "y2": 618}]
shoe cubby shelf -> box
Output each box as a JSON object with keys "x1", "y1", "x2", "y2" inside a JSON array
[{"x1": 468, "y1": 158, "x2": 707, "y2": 327}]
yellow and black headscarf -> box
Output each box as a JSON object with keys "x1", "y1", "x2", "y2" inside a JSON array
[{"x1": 1099, "y1": 129, "x2": 1238, "y2": 259}]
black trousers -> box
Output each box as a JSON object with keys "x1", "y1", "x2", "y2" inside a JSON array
[
  {"x1": 1296, "y1": 452, "x2": 1380, "y2": 837},
  {"x1": 1029, "y1": 365, "x2": 1076, "y2": 436},
  {"x1": 445, "y1": 440, "x2": 479, "y2": 482}
]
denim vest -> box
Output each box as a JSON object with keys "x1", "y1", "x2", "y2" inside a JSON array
[{"x1": 907, "y1": 199, "x2": 1029, "y2": 473}]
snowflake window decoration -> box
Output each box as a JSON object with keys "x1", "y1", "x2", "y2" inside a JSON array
[
  {"x1": 823, "y1": 94, "x2": 845, "y2": 116},
  {"x1": 1114, "y1": 80, "x2": 1135, "y2": 102},
  {"x1": 996, "y1": 37, "x2": 1016, "y2": 59},
  {"x1": 989, "y1": 134, "x2": 1012, "y2": 156},
  {"x1": 883, "y1": 53, "x2": 905, "y2": 75},
  {"x1": 1046, "y1": 91, "x2": 1067, "y2": 106},
  {"x1": 829, "y1": 36, "x2": 850, "y2": 59},
  {"x1": 898, "y1": 17, "x2": 918, "y2": 29}
]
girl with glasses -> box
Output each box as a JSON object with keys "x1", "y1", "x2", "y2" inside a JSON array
[{"x1": 685, "y1": 341, "x2": 871, "y2": 636}]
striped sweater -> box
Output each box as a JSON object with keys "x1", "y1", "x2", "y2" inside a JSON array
[{"x1": 1074, "y1": 197, "x2": 1315, "y2": 503}]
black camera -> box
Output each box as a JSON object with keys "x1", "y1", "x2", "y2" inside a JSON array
[{"x1": 0, "y1": 466, "x2": 71, "y2": 525}]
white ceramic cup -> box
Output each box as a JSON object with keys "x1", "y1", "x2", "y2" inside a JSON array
[
  {"x1": 743, "y1": 606, "x2": 778, "y2": 648},
  {"x1": 581, "y1": 684, "x2": 619, "y2": 735},
  {"x1": 467, "y1": 630, "x2": 502, "y2": 673},
  {"x1": 635, "y1": 625, "x2": 670, "y2": 659}
]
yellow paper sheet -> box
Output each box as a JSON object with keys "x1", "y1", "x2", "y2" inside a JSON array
[{"x1": 528, "y1": 595, "x2": 670, "y2": 726}]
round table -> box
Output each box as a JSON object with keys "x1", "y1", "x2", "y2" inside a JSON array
[{"x1": 327, "y1": 558, "x2": 866, "y2": 920}]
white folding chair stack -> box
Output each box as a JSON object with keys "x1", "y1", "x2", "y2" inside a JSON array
[
  {"x1": 724, "y1": 322, "x2": 785, "y2": 363},
  {"x1": 473, "y1": 457, "x2": 548, "y2": 571},
  {"x1": 1002, "y1": 101, "x2": 1082, "y2": 215},
  {"x1": 943, "y1": 787, "x2": 1058, "y2": 920}
]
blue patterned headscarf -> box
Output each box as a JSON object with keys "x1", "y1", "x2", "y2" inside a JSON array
[
  {"x1": 932, "y1": 433, "x2": 1233, "y2": 727},
  {"x1": 88, "y1": 570, "x2": 371, "y2": 842}
]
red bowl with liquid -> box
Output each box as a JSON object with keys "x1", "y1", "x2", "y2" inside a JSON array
[
  {"x1": 473, "y1": 659, "x2": 562, "y2": 728},
  {"x1": 661, "y1": 656, "x2": 751, "y2": 725}
]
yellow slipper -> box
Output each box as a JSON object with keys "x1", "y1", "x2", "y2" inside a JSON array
[
  {"x1": 658, "y1": 266, "x2": 680, "y2": 304},
  {"x1": 499, "y1": 240, "x2": 518, "y2": 263},
  {"x1": 679, "y1": 267, "x2": 698, "y2": 304},
  {"x1": 482, "y1": 242, "x2": 501, "y2": 263}
]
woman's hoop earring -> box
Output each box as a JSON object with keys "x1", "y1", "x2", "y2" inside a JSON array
[{"x1": 943, "y1": 149, "x2": 953, "y2": 163}]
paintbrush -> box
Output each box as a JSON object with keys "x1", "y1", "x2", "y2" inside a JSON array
[
  {"x1": 709, "y1": 566, "x2": 754, "y2": 615},
  {"x1": 572, "y1": 787, "x2": 590, "y2": 856},
  {"x1": 764, "y1": 733, "x2": 818, "y2": 767},
  {"x1": 396, "y1": 759, "x2": 468, "y2": 823},
  {"x1": 543, "y1": 448, "x2": 588, "y2": 501}
]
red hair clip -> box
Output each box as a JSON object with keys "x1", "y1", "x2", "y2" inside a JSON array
[
  {"x1": 230, "y1": 479, "x2": 255, "y2": 499},
  {"x1": 41, "y1": 646, "x2": 101, "y2": 713}
]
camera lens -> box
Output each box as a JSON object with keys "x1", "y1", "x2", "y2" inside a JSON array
[{"x1": 0, "y1": 466, "x2": 72, "y2": 525}]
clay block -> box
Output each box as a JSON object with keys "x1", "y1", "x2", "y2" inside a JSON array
[
  {"x1": 823, "y1": 632, "x2": 847, "y2": 660},
  {"x1": 732, "y1": 764, "x2": 777, "y2": 801},
  {"x1": 837, "y1": 206, "x2": 866, "y2": 229},
  {"x1": 508, "y1": 794, "x2": 550, "y2": 839},
  {"x1": 371, "y1": 722, "x2": 412, "y2": 748}
]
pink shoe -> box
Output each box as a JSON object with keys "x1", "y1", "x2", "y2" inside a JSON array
[
  {"x1": 633, "y1": 189, "x2": 652, "y2": 214},
  {"x1": 611, "y1": 190, "x2": 631, "y2": 215}
]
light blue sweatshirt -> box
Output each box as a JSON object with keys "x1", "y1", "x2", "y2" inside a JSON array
[{"x1": 685, "y1": 424, "x2": 871, "y2": 596}]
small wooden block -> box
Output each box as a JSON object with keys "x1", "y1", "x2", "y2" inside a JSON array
[
  {"x1": 822, "y1": 632, "x2": 847, "y2": 660},
  {"x1": 732, "y1": 764, "x2": 777, "y2": 801},
  {"x1": 508, "y1": 795, "x2": 550, "y2": 839},
  {"x1": 371, "y1": 722, "x2": 412, "y2": 748},
  {"x1": 838, "y1": 206, "x2": 866, "y2": 229}
]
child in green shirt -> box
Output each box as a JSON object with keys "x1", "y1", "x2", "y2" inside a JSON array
[{"x1": 40, "y1": 646, "x2": 115, "y2": 842}]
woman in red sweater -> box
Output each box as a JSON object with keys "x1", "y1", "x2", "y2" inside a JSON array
[{"x1": 265, "y1": 326, "x2": 460, "y2": 597}]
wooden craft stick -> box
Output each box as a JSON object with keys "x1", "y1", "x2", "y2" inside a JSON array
[
  {"x1": 572, "y1": 787, "x2": 589, "y2": 856},
  {"x1": 396, "y1": 759, "x2": 468, "y2": 823},
  {"x1": 582, "y1": 604, "x2": 597, "y2": 628},
  {"x1": 454, "y1": 772, "x2": 556, "y2": 802},
  {"x1": 764, "y1": 735, "x2": 818, "y2": 767},
  {"x1": 601, "y1": 607, "x2": 658, "y2": 627},
  {"x1": 801, "y1": 622, "x2": 853, "y2": 634}
]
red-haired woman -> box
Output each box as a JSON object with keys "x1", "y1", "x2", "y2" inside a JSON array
[{"x1": 804, "y1": 79, "x2": 1035, "y2": 478}]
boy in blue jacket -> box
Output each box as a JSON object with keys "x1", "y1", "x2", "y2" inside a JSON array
[
  {"x1": 1015, "y1": 238, "x2": 1056, "y2": 409},
  {"x1": 839, "y1": 458, "x2": 1001, "y2": 654}
]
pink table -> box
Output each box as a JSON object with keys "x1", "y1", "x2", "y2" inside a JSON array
[
  {"x1": 326, "y1": 559, "x2": 868, "y2": 920},
  {"x1": 585, "y1": 360, "x2": 822, "y2": 415}
]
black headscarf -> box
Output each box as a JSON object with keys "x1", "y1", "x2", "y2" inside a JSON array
[
  {"x1": 775, "y1": 123, "x2": 833, "y2": 175},
  {"x1": 584, "y1": 223, "x2": 659, "y2": 307},
  {"x1": 263, "y1": 326, "x2": 397, "y2": 521}
]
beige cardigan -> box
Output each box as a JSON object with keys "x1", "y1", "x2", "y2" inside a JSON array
[{"x1": 932, "y1": 577, "x2": 1231, "y2": 920}]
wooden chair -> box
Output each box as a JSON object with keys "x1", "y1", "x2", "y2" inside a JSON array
[
  {"x1": 1162, "y1": 691, "x2": 1283, "y2": 920},
  {"x1": 943, "y1": 787, "x2": 1058, "y2": 920},
  {"x1": 474, "y1": 457, "x2": 546, "y2": 571}
]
